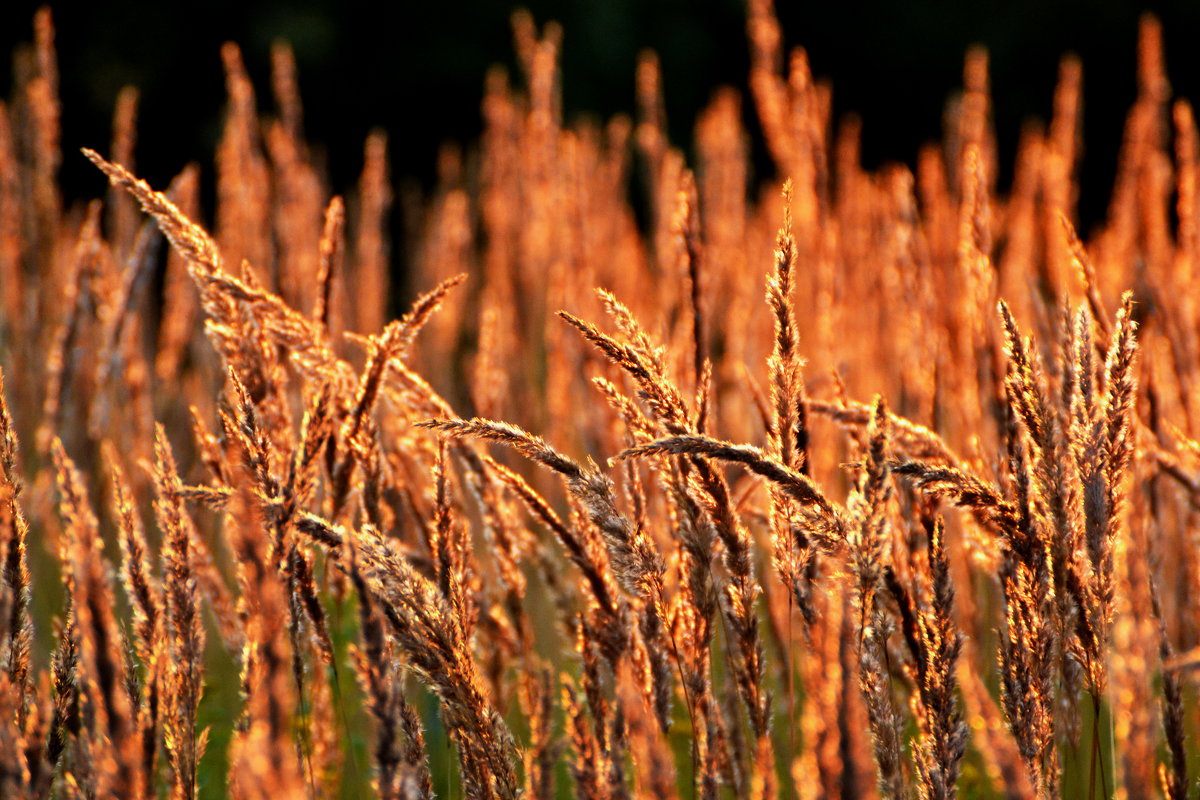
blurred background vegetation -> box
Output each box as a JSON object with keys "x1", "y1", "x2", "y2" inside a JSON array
[{"x1": 1, "y1": 0, "x2": 1198, "y2": 268}]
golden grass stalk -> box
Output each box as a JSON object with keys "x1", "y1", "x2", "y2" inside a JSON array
[
  {"x1": 53, "y1": 438, "x2": 142, "y2": 797},
  {"x1": 345, "y1": 524, "x2": 519, "y2": 800},
  {"x1": 421, "y1": 417, "x2": 665, "y2": 600},
  {"x1": 0, "y1": 367, "x2": 31, "y2": 707},
  {"x1": 150, "y1": 427, "x2": 207, "y2": 800},
  {"x1": 106, "y1": 449, "x2": 162, "y2": 788},
  {"x1": 616, "y1": 432, "x2": 846, "y2": 548}
]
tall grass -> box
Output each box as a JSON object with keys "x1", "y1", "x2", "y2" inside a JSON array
[{"x1": 0, "y1": 4, "x2": 1195, "y2": 799}]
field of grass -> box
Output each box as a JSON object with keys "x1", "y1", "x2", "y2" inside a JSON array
[{"x1": 0, "y1": 4, "x2": 1196, "y2": 799}]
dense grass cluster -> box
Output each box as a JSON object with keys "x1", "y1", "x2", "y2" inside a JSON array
[{"x1": 0, "y1": 3, "x2": 1196, "y2": 799}]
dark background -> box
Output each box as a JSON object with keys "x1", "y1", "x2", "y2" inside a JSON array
[{"x1": 3, "y1": 0, "x2": 1199, "y2": 237}]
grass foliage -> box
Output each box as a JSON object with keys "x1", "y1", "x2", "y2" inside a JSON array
[{"x1": 0, "y1": 4, "x2": 1195, "y2": 799}]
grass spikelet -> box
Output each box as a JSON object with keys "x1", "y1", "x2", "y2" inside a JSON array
[
  {"x1": 889, "y1": 460, "x2": 1021, "y2": 542},
  {"x1": 1151, "y1": 578, "x2": 1187, "y2": 800},
  {"x1": 557, "y1": 309, "x2": 691, "y2": 435},
  {"x1": 0, "y1": 368, "x2": 32, "y2": 707},
  {"x1": 766, "y1": 179, "x2": 806, "y2": 471},
  {"x1": 47, "y1": 607, "x2": 81, "y2": 781},
  {"x1": 482, "y1": 454, "x2": 618, "y2": 616},
  {"x1": 616, "y1": 432, "x2": 845, "y2": 546},
  {"x1": 997, "y1": 559, "x2": 1058, "y2": 798},
  {"x1": 83, "y1": 149, "x2": 222, "y2": 278},
  {"x1": 105, "y1": 447, "x2": 161, "y2": 786},
  {"x1": 347, "y1": 538, "x2": 432, "y2": 800},
  {"x1": 52, "y1": 438, "x2": 141, "y2": 797},
  {"x1": 891, "y1": 518, "x2": 967, "y2": 800},
  {"x1": 314, "y1": 196, "x2": 344, "y2": 329},
  {"x1": 344, "y1": 524, "x2": 519, "y2": 800},
  {"x1": 806, "y1": 399, "x2": 959, "y2": 465},
  {"x1": 225, "y1": 483, "x2": 305, "y2": 800},
  {"x1": 150, "y1": 426, "x2": 206, "y2": 800},
  {"x1": 420, "y1": 417, "x2": 665, "y2": 599},
  {"x1": 845, "y1": 396, "x2": 909, "y2": 799},
  {"x1": 519, "y1": 668, "x2": 558, "y2": 800}
]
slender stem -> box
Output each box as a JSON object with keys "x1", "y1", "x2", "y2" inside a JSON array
[
  {"x1": 1095, "y1": 692, "x2": 1111, "y2": 800},
  {"x1": 1087, "y1": 701, "x2": 1098, "y2": 800},
  {"x1": 1086, "y1": 689, "x2": 1111, "y2": 800},
  {"x1": 664, "y1": 618, "x2": 699, "y2": 797},
  {"x1": 786, "y1": 591, "x2": 796, "y2": 780}
]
